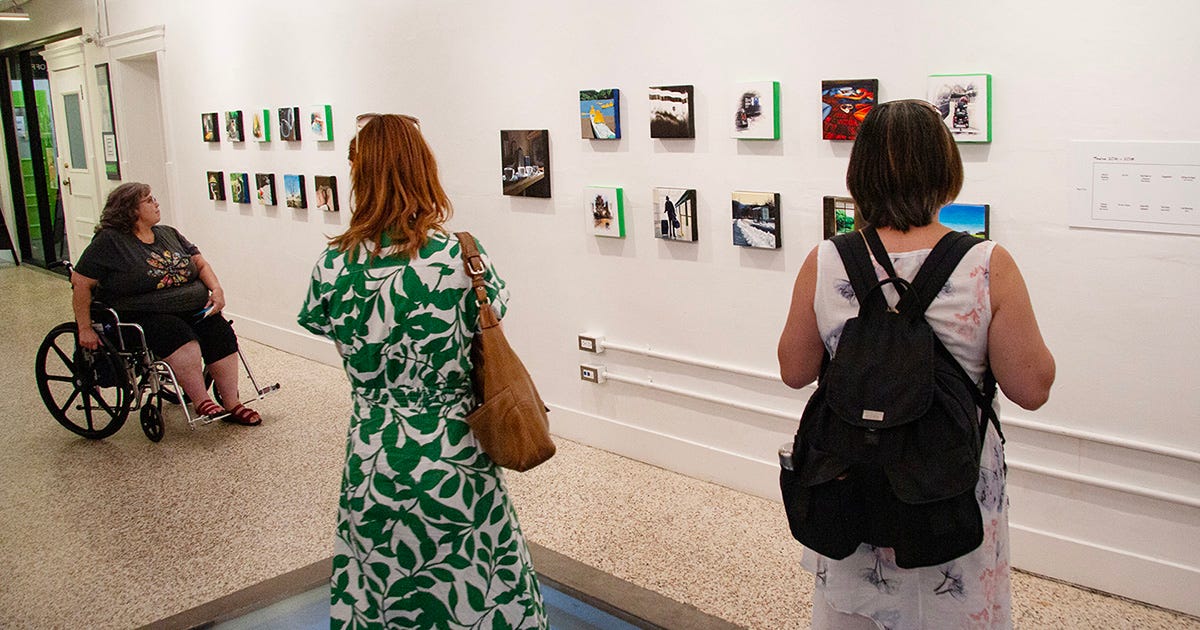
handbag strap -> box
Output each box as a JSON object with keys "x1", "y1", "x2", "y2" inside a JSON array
[{"x1": 454, "y1": 231, "x2": 491, "y2": 308}]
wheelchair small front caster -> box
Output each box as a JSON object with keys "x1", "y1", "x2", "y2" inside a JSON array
[{"x1": 140, "y1": 399, "x2": 164, "y2": 442}]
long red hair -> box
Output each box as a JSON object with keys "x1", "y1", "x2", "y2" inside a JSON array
[{"x1": 330, "y1": 115, "x2": 453, "y2": 259}]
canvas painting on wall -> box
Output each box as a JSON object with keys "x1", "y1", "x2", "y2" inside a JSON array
[
  {"x1": 201, "y1": 113, "x2": 219, "y2": 142},
  {"x1": 229, "y1": 172, "x2": 250, "y2": 204},
  {"x1": 310, "y1": 105, "x2": 334, "y2": 142},
  {"x1": 206, "y1": 171, "x2": 225, "y2": 200},
  {"x1": 580, "y1": 89, "x2": 620, "y2": 140},
  {"x1": 654, "y1": 187, "x2": 698, "y2": 242},
  {"x1": 732, "y1": 190, "x2": 781, "y2": 249},
  {"x1": 225, "y1": 111, "x2": 244, "y2": 142},
  {"x1": 939, "y1": 202, "x2": 990, "y2": 239},
  {"x1": 255, "y1": 173, "x2": 276, "y2": 206},
  {"x1": 821, "y1": 79, "x2": 877, "y2": 140},
  {"x1": 823, "y1": 195, "x2": 858, "y2": 239},
  {"x1": 649, "y1": 85, "x2": 695, "y2": 139},
  {"x1": 500, "y1": 129, "x2": 552, "y2": 198},
  {"x1": 587, "y1": 186, "x2": 625, "y2": 238},
  {"x1": 284, "y1": 174, "x2": 307, "y2": 208},
  {"x1": 732, "y1": 81, "x2": 780, "y2": 140},
  {"x1": 279, "y1": 107, "x2": 301, "y2": 141},
  {"x1": 928, "y1": 74, "x2": 992, "y2": 143},
  {"x1": 251, "y1": 109, "x2": 271, "y2": 142},
  {"x1": 315, "y1": 175, "x2": 339, "y2": 212}
]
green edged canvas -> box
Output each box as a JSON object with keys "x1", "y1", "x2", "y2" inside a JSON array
[
  {"x1": 732, "y1": 81, "x2": 780, "y2": 140},
  {"x1": 251, "y1": 109, "x2": 271, "y2": 142},
  {"x1": 310, "y1": 104, "x2": 333, "y2": 142},
  {"x1": 586, "y1": 186, "x2": 625, "y2": 238},
  {"x1": 928, "y1": 73, "x2": 991, "y2": 143}
]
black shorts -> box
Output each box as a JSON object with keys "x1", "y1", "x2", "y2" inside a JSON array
[{"x1": 121, "y1": 310, "x2": 239, "y2": 364}]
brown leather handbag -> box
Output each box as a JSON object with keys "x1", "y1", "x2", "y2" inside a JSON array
[{"x1": 455, "y1": 232, "x2": 555, "y2": 472}]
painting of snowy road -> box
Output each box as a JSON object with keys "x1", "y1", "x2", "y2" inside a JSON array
[{"x1": 732, "y1": 190, "x2": 781, "y2": 249}]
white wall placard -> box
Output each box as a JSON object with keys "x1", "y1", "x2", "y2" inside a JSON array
[{"x1": 1070, "y1": 140, "x2": 1200, "y2": 235}]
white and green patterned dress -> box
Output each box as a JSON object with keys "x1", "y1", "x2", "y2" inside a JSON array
[{"x1": 298, "y1": 232, "x2": 548, "y2": 630}]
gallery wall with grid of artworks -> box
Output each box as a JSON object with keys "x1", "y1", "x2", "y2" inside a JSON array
[
  {"x1": 501, "y1": 75, "x2": 992, "y2": 253},
  {"x1": 200, "y1": 106, "x2": 340, "y2": 212}
]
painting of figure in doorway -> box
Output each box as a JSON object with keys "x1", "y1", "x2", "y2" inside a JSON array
[
  {"x1": 500, "y1": 129, "x2": 552, "y2": 198},
  {"x1": 821, "y1": 79, "x2": 877, "y2": 140},
  {"x1": 654, "y1": 187, "x2": 698, "y2": 241}
]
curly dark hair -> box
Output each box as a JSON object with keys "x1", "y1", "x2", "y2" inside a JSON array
[{"x1": 96, "y1": 182, "x2": 152, "y2": 233}]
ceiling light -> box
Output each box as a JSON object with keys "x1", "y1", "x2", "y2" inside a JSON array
[{"x1": 0, "y1": 7, "x2": 30, "y2": 21}]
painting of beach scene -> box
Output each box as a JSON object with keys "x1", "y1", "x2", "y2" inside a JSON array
[
  {"x1": 821, "y1": 79, "x2": 877, "y2": 140},
  {"x1": 649, "y1": 85, "x2": 695, "y2": 138},
  {"x1": 500, "y1": 129, "x2": 552, "y2": 198},
  {"x1": 928, "y1": 74, "x2": 992, "y2": 143},
  {"x1": 654, "y1": 187, "x2": 697, "y2": 241},
  {"x1": 587, "y1": 186, "x2": 625, "y2": 238},
  {"x1": 823, "y1": 195, "x2": 858, "y2": 239},
  {"x1": 939, "y1": 203, "x2": 989, "y2": 239},
  {"x1": 580, "y1": 89, "x2": 620, "y2": 139},
  {"x1": 732, "y1": 190, "x2": 781, "y2": 249},
  {"x1": 284, "y1": 174, "x2": 307, "y2": 209},
  {"x1": 732, "y1": 81, "x2": 780, "y2": 140},
  {"x1": 255, "y1": 173, "x2": 276, "y2": 206}
]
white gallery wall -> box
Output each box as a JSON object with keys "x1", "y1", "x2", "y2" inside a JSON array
[{"x1": 22, "y1": 0, "x2": 1200, "y2": 615}]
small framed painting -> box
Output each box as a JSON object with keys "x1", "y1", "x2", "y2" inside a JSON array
[
  {"x1": 201, "y1": 113, "x2": 219, "y2": 142},
  {"x1": 225, "y1": 111, "x2": 244, "y2": 142},
  {"x1": 823, "y1": 195, "x2": 858, "y2": 239},
  {"x1": 206, "y1": 171, "x2": 225, "y2": 200},
  {"x1": 500, "y1": 129, "x2": 552, "y2": 198},
  {"x1": 653, "y1": 187, "x2": 698, "y2": 241},
  {"x1": 229, "y1": 172, "x2": 250, "y2": 204},
  {"x1": 821, "y1": 79, "x2": 877, "y2": 140},
  {"x1": 314, "y1": 175, "x2": 339, "y2": 212},
  {"x1": 928, "y1": 74, "x2": 992, "y2": 143},
  {"x1": 251, "y1": 109, "x2": 271, "y2": 142},
  {"x1": 279, "y1": 107, "x2": 301, "y2": 141},
  {"x1": 649, "y1": 85, "x2": 695, "y2": 139},
  {"x1": 310, "y1": 104, "x2": 333, "y2": 142},
  {"x1": 732, "y1": 81, "x2": 780, "y2": 140},
  {"x1": 732, "y1": 190, "x2": 781, "y2": 249},
  {"x1": 255, "y1": 173, "x2": 276, "y2": 206},
  {"x1": 586, "y1": 186, "x2": 625, "y2": 238},
  {"x1": 284, "y1": 174, "x2": 307, "y2": 208},
  {"x1": 939, "y1": 202, "x2": 990, "y2": 239},
  {"x1": 580, "y1": 89, "x2": 620, "y2": 139}
]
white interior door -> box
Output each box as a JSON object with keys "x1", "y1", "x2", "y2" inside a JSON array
[{"x1": 43, "y1": 39, "x2": 100, "y2": 263}]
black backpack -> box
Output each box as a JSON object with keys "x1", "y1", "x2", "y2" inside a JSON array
[{"x1": 780, "y1": 227, "x2": 1001, "y2": 569}]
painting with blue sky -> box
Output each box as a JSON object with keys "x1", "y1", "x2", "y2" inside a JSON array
[
  {"x1": 580, "y1": 89, "x2": 620, "y2": 139},
  {"x1": 939, "y1": 203, "x2": 989, "y2": 239}
]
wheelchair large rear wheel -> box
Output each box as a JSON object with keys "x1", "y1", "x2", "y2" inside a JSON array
[{"x1": 36, "y1": 323, "x2": 133, "y2": 439}]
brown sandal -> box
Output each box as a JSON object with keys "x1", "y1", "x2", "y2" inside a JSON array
[
  {"x1": 222, "y1": 403, "x2": 262, "y2": 426},
  {"x1": 195, "y1": 399, "x2": 223, "y2": 418}
]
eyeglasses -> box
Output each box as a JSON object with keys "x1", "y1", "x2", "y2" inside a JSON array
[{"x1": 141, "y1": 195, "x2": 157, "y2": 205}]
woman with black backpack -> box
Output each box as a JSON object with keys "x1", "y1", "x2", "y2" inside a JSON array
[{"x1": 778, "y1": 100, "x2": 1055, "y2": 629}]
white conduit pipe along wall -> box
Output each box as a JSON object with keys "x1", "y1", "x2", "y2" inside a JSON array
[{"x1": 577, "y1": 333, "x2": 1200, "y2": 511}]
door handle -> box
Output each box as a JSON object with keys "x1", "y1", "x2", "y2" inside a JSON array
[{"x1": 62, "y1": 177, "x2": 71, "y2": 191}]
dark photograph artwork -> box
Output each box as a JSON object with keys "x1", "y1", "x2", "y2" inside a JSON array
[
  {"x1": 207, "y1": 171, "x2": 225, "y2": 200},
  {"x1": 649, "y1": 85, "x2": 695, "y2": 139},
  {"x1": 500, "y1": 129, "x2": 552, "y2": 198},
  {"x1": 279, "y1": 106, "x2": 301, "y2": 141}
]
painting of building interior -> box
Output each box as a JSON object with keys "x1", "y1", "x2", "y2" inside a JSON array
[{"x1": 500, "y1": 129, "x2": 552, "y2": 198}]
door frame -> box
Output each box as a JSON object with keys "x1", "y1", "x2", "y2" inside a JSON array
[{"x1": 41, "y1": 36, "x2": 99, "y2": 262}]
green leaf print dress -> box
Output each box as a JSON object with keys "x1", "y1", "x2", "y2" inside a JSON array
[{"x1": 298, "y1": 232, "x2": 548, "y2": 629}]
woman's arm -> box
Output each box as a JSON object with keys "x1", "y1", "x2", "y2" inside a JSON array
[
  {"x1": 778, "y1": 246, "x2": 826, "y2": 389},
  {"x1": 987, "y1": 245, "x2": 1056, "y2": 409},
  {"x1": 71, "y1": 272, "x2": 102, "y2": 350},
  {"x1": 192, "y1": 254, "x2": 226, "y2": 314}
]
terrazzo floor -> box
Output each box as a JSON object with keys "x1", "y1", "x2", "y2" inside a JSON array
[{"x1": 1, "y1": 264, "x2": 1196, "y2": 629}]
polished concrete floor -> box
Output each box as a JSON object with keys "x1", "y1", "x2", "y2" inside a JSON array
[{"x1": 1, "y1": 264, "x2": 1197, "y2": 629}]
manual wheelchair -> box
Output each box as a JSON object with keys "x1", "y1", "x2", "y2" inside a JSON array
[{"x1": 34, "y1": 282, "x2": 280, "y2": 442}]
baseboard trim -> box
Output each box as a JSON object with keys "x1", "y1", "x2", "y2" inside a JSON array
[{"x1": 224, "y1": 310, "x2": 340, "y2": 367}]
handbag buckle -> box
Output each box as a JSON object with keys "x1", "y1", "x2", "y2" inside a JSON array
[{"x1": 466, "y1": 256, "x2": 486, "y2": 276}]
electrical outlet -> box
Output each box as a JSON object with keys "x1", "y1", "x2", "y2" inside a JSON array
[
  {"x1": 577, "y1": 333, "x2": 605, "y2": 353},
  {"x1": 579, "y1": 364, "x2": 605, "y2": 383}
]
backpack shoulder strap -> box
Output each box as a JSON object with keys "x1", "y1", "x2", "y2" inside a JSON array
[
  {"x1": 899, "y1": 230, "x2": 982, "y2": 315},
  {"x1": 831, "y1": 228, "x2": 885, "y2": 311},
  {"x1": 861, "y1": 226, "x2": 899, "y2": 280}
]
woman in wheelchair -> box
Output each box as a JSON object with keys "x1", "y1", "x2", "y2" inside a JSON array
[{"x1": 70, "y1": 182, "x2": 262, "y2": 426}]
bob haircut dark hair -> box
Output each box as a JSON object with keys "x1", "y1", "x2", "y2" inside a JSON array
[
  {"x1": 96, "y1": 181, "x2": 152, "y2": 233},
  {"x1": 846, "y1": 100, "x2": 963, "y2": 231}
]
